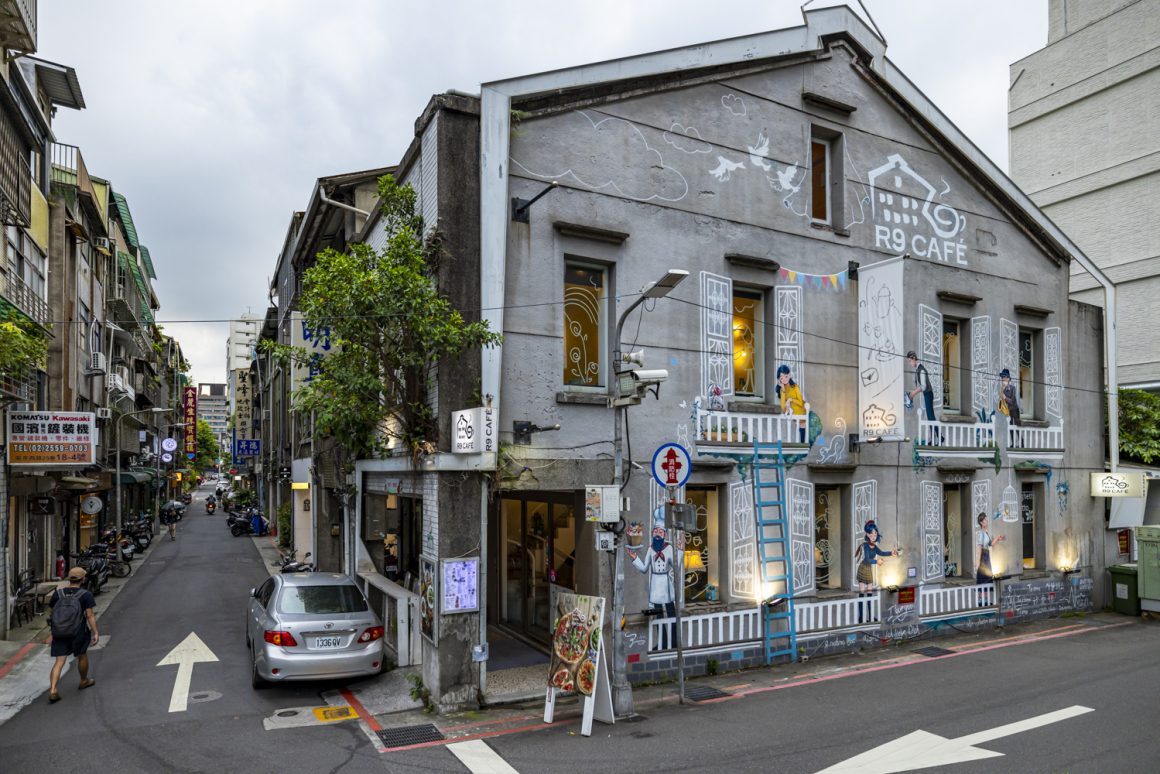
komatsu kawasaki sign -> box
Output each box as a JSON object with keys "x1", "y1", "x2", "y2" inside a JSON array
[{"x1": 451, "y1": 408, "x2": 495, "y2": 454}]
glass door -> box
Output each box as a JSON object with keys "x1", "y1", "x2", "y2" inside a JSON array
[{"x1": 498, "y1": 495, "x2": 576, "y2": 643}]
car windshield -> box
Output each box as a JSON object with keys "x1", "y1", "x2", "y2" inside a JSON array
[{"x1": 278, "y1": 585, "x2": 368, "y2": 615}]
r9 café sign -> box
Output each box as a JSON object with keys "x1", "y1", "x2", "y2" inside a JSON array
[{"x1": 1089, "y1": 472, "x2": 1146, "y2": 498}]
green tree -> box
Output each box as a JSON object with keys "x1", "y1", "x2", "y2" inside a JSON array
[
  {"x1": 1118, "y1": 388, "x2": 1160, "y2": 464},
  {"x1": 0, "y1": 308, "x2": 48, "y2": 381},
  {"x1": 265, "y1": 174, "x2": 501, "y2": 459},
  {"x1": 194, "y1": 419, "x2": 220, "y2": 472}
]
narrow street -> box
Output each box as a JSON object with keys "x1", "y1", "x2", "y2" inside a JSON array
[{"x1": 0, "y1": 486, "x2": 385, "y2": 772}]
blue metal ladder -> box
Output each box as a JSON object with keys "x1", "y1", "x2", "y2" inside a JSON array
[{"x1": 752, "y1": 441, "x2": 797, "y2": 665}]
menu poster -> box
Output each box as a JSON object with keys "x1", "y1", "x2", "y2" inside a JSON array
[
  {"x1": 543, "y1": 592, "x2": 614, "y2": 737},
  {"x1": 419, "y1": 557, "x2": 437, "y2": 643},
  {"x1": 441, "y1": 558, "x2": 479, "y2": 614}
]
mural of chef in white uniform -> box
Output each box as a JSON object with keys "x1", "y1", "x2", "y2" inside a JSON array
[{"x1": 626, "y1": 507, "x2": 677, "y2": 649}]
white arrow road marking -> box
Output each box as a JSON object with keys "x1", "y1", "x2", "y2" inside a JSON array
[
  {"x1": 156, "y1": 632, "x2": 219, "y2": 713},
  {"x1": 447, "y1": 739, "x2": 520, "y2": 774},
  {"x1": 817, "y1": 705, "x2": 1094, "y2": 773}
]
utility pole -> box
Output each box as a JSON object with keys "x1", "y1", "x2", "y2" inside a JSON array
[{"x1": 609, "y1": 269, "x2": 688, "y2": 719}]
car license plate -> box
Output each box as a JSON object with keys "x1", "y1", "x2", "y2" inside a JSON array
[{"x1": 314, "y1": 636, "x2": 343, "y2": 649}]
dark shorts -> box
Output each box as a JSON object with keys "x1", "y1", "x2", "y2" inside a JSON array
[{"x1": 51, "y1": 629, "x2": 92, "y2": 658}]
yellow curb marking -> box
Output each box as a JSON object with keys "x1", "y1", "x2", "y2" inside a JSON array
[{"x1": 313, "y1": 705, "x2": 357, "y2": 722}]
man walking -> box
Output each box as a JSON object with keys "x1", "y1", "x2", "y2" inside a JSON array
[{"x1": 47, "y1": 566, "x2": 99, "y2": 703}]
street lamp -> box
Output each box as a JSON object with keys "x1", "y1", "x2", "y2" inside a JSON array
[
  {"x1": 115, "y1": 407, "x2": 170, "y2": 561},
  {"x1": 610, "y1": 268, "x2": 688, "y2": 719}
]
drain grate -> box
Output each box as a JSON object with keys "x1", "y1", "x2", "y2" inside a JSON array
[
  {"x1": 913, "y1": 646, "x2": 954, "y2": 658},
  {"x1": 377, "y1": 723, "x2": 445, "y2": 748},
  {"x1": 684, "y1": 685, "x2": 731, "y2": 702}
]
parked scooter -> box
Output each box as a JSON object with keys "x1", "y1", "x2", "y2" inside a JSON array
[
  {"x1": 272, "y1": 550, "x2": 313, "y2": 573},
  {"x1": 71, "y1": 548, "x2": 110, "y2": 595},
  {"x1": 230, "y1": 510, "x2": 270, "y2": 537}
]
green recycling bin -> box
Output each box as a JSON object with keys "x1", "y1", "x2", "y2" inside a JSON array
[{"x1": 1108, "y1": 564, "x2": 1140, "y2": 616}]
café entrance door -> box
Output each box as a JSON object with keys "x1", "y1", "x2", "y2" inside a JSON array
[{"x1": 498, "y1": 494, "x2": 576, "y2": 644}]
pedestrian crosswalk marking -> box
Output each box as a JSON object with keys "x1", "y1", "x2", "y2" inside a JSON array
[{"x1": 447, "y1": 739, "x2": 520, "y2": 773}]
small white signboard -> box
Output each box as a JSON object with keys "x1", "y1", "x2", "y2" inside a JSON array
[
  {"x1": 451, "y1": 408, "x2": 495, "y2": 454},
  {"x1": 441, "y1": 558, "x2": 479, "y2": 613},
  {"x1": 584, "y1": 485, "x2": 620, "y2": 522}
]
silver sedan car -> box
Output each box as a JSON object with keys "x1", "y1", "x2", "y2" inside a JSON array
[{"x1": 246, "y1": 573, "x2": 385, "y2": 688}]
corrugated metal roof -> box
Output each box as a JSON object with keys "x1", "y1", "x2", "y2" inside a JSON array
[
  {"x1": 121, "y1": 250, "x2": 154, "y2": 326},
  {"x1": 111, "y1": 192, "x2": 139, "y2": 248},
  {"x1": 139, "y1": 245, "x2": 156, "y2": 279}
]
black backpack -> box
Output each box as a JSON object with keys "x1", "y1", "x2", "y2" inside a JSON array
[{"x1": 50, "y1": 588, "x2": 87, "y2": 639}]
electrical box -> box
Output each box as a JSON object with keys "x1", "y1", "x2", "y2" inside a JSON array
[
  {"x1": 670, "y1": 503, "x2": 698, "y2": 532},
  {"x1": 595, "y1": 530, "x2": 616, "y2": 552}
]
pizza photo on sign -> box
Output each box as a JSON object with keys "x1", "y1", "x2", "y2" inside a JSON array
[{"x1": 545, "y1": 592, "x2": 604, "y2": 697}]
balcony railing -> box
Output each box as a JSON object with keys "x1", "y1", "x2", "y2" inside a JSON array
[
  {"x1": 918, "y1": 417, "x2": 1063, "y2": 453},
  {"x1": 0, "y1": 269, "x2": 50, "y2": 327},
  {"x1": 50, "y1": 142, "x2": 97, "y2": 204},
  {"x1": 0, "y1": 0, "x2": 37, "y2": 55},
  {"x1": 694, "y1": 404, "x2": 809, "y2": 450}
]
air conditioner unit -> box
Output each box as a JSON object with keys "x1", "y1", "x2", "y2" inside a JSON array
[
  {"x1": 93, "y1": 237, "x2": 111, "y2": 250},
  {"x1": 89, "y1": 351, "x2": 107, "y2": 374},
  {"x1": 96, "y1": 407, "x2": 112, "y2": 420}
]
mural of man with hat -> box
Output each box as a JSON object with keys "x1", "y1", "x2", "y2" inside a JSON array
[{"x1": 626, "y1": 506, "x2": 678, "y2": 648}]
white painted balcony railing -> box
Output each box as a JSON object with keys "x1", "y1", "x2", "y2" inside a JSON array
[
  {"x1": 646, "y1": 606, "x2": 761, "y2": 653},
  {"x1": 794, "y1": 595, "x2": 879, "y2": 633},
  {"x1": 1007, "y1": 422, "x2": 1064, "y2": 451},
  {"x1": 919, "y1": 582, "x2": 996, "y2": 616},
  {"x1": 917, "y1": 418, "x2": 995, "y2": 449},
  {"x1": 695, "y1": 406, "x2": 809, "y2": 447}
]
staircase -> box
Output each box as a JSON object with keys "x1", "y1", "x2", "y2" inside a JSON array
[{"x1": 752, "y1": 441, "x2": 797, "y2": 664}]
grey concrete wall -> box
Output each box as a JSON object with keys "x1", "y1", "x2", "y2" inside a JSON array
[{"x1": 498, "y1": 48, "x2": 1101, "y2": 619}]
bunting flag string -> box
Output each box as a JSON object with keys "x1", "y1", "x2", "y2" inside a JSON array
[{"x1": 778, "y1": 265, "x2": 848, "y2": 291}]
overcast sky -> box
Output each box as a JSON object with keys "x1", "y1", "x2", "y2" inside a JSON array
[{"x1": 38, "y1": 1, "x2": 1047, "y2": 385}]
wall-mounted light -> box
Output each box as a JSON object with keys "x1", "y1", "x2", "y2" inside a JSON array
[
  {"x1": 511, "y1": 181, "x2": 558, "y2": 223},
  {"x1": 513, "y1": 420, "x2": 561, "y2": 445}
]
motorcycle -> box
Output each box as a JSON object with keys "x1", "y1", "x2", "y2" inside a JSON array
[
  {"x1": 180, "y1": 493, "x2": 192, "y2": 505},
  {"x1": 206, "y1": 501, "x2": 216, "y2": 514},
  {"x1": 281, "y1": 552, "x2": 314, "y2": 573},
  {"x1": 231, "y1": 510, "x2": 270, "y2": 537},
  {"x1": 71, "y1": 548, "x2": 110, "y2": 595}
]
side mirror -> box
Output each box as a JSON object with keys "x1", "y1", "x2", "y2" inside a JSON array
[
  {"x1": 304, "y1": 553, "x2": 311, "y2": 559},
  {"x1": 250, "y1": 588, "x2": 257, "y2": 598}
]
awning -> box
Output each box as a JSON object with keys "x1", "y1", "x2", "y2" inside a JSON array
[
  {"x1": 58, "y1": 476, "x2": 101, "y2": 490},
  {"x1": 118, "y1": 471, "x2": 151, "y2": 484}
]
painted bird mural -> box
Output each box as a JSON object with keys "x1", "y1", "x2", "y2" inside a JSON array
[{"x1": 710, "y1": 156, "x2": 745, "y2": 181}]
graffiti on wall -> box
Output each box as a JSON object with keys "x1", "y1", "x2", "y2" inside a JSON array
[
  {"x1": 869, "y1": 154, "x2": 968, "y2": 264},
  {"x1": 815, "y1": 417, "x2": 849, "y2": 464},
  {"x1": 730, "y1": 481, "x2": 756, "y2": 599}
]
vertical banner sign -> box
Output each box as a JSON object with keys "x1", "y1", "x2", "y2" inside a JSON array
[
  {"x1": 856, "y1": 257, "x2": 905, "y2": 441},
  {"x1": 290, "y1": 311, "x2": 337, "y2": 397},
  {"x1": 234, "y1": 368, "x2": 253, "y2": 441},
  {"x1": 183, "y1": 387, "x2": 198, "y2": 459}
]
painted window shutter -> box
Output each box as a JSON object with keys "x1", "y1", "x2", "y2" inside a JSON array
[
  {"x1": 852, "y1": 480, "x2": 877, "y2": 591},
  {"x1": 775, "y1": 285, "x2": 804, "y2": 393},
  {"x1": 1044, "y1": 327, "x2": 1062, "y2": 422},
  {"x1": 787, "y1": 478, "x2": 815, "y2": 595},
  {"x1": 729, "y1": 481, "x2": 756, "y2": 601},
  {"x1": 971, "y1": 315, "x2": 992, "y2": 418},
  {"x1": 922, "y1": 480, "x2": 944, "y2": 582},
  {"x1": 919, "y1": 304, "x2": 943, "y2": 409},
  {"x1": 700, "y1": 271, "x2": 733, "y2": 399},
  {"x1": 999, "y1": 318, "x2": 1018, "y2": 380}
]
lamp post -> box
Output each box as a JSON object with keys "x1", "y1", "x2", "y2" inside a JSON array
[
  {"x1": 115, "y1": 407, "x2": 169, "y2": 561},
  {"x1": 610, "y1": 269, "x2": 688, "y2": 719}
]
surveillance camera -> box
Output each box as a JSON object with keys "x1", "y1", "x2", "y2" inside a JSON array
[{"x1": 630, "y1": 369, "x2": 668, "y2": 384}]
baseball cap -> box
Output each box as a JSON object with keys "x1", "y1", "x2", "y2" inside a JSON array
[{"x1": 67, "y1": 566, "x2": 87, "y2": 582}]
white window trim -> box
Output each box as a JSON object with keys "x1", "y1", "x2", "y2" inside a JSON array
[
  {"x1": 562, "y1": 260, "x2": 608, "y2": 392},
  {"x1": 811, "y1": 138, "x2": 833, "y2": 225}
]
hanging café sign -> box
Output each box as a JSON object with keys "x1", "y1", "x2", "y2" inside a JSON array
[
  {"x1": 1090, "y1": 472, "x2": 1146, "y2": 498},
  {"x1": 6, "y1": 411, "x2": 96, "y2": 466}
]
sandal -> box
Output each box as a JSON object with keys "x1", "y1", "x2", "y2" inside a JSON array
[
  {"x1": 49, "y1": 692, "x2": 61, "y2": 703},
  {"x1": 79, "y1": 679, "x2": 95, "y2": 690}
]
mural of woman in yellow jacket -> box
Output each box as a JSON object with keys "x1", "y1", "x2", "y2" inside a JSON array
[{"x1": 776, "y1": 364, "x2": 808, "y2": 443}]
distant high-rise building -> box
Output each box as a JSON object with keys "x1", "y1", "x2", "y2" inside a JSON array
[
  {"x1": 227, "y1": 314, "x2": 260, "y2": 372},
  {"x1": 197, "y1": 382, "x2": 229, "y2": 455},
  {"x1": 1010, "y1": 0, "x2": 1160, "y2": 393}
]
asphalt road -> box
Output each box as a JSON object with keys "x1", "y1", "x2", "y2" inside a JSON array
[
  {"x1": 387, "y1": 617, "x2": 1160, "y2": 774},
  {"x1": 0, "y1": 484, "x2": 387, "y2": 773}
]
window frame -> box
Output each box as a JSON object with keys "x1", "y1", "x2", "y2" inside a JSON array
[
  {"x1": 942, "y1": 318, "x2": 965, "y2": 414},
  {"x1": 1017, "y1": 327, "x2": 1042, "y2": 420},
  {"x1": 731, "y1": 286, "x2": 766, "y2": 400},
  {"x1": 562, "y1": 259, "x2": 609, "y2": 392},
  {"x1": 810, "y1": 137, "x2": 832, "y2": 224}
]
